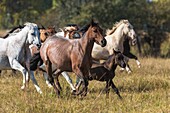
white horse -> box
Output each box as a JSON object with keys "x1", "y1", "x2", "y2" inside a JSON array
[
  {"x1": 92, "y1": 19, "x2": 140, "y2": 73},
  {"x1": 0, "y1": 22, "x2": 41, "y2": 92}
]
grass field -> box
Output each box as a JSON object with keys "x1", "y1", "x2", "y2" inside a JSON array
[{"x1": 0, "y1": 58, "x2": 170, "y2": 113}]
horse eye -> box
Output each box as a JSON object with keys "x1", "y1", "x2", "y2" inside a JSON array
[
  {"x1": 94, "y1": 29, "x2": 97, "y2": 33},
  {"x1": 45, "y1": 32, "x2": 48, "y2": 36}
]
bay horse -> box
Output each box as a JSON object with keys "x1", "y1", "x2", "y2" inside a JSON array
[
  {"x1": 0, "y1": 22, "x2": 41, "y2": 92},
  {"x1": 92, "y1": 19, "x2": 140, "y2": 73},
  {"x1": 40, "y1": 20, "x2": 106, "y2": 96}
]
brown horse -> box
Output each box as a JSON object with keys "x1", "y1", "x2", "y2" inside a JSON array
[
  {"x1": 30, "y1": 26, "x2": 57, "y2": 56},
  {"x1": 39, "y1": 26, "x2": 56, "y2": 43},
  {"x1": 40, "y1": 20, "x2": 107, "y2": 96}
]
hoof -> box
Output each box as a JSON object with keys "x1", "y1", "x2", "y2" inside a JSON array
[
  {"x1": 71, "y1": 90, "x2": 77, "y2": 95},
  {"x1": 46, "y1": 81, "x2": 53, "y2": 88},
  {"x1": 138, "y1": 64, "x2": 141, "y2": 68},
  {"x1": 119, "y1": 68, "x2": 125, "y2": 72},
  {"x1": 127, "y1": 70, "x2": 132, "y2": 74},
  {"x1": 21, "y1": 85, "x2": 25, "y2": 90},
  {"x1": 38, "y1": 90, "x2": 43, "y2": 94}
]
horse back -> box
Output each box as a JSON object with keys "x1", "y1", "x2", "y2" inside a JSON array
[{"x1": 41, "y1": 35, "x2": 74, "y2": 71}]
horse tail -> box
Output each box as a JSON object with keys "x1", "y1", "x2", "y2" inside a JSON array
[{"x1": 30, "y1": 52, "x2": 43, "y2": 71}]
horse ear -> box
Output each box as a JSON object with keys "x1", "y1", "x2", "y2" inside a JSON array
[{"x1": 90, "y1": 19, "x2": 95, "y2": 26}]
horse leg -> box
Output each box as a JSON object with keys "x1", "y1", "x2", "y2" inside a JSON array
[
  {"x1": 72, "y1": 68, "x2": 88, "y2": 96},
  {"x1": 74, "y1": 76, "x2": 82, "y2": 91},
  {"x1": 105, "y1": 80, "x2": 111, "y2": 98},
  {"x1": 53, "y1": 71, "x2": 63, "y2": 96},
  {"x1": 43, "y1": 72, "x2": 53, "y2": 88},
  {"x1": 110, "y1": 80, "x2": 122, "y2": 99},
  {"x1": 30, "y1": 71, "x2": 42, "y2": 94},
  {"x1": 45, "y1": 60, "x2": 60, "y2": 95},
  {"x1": 61, "y1": 72, "x2": 76, "y2": 91},
  {"x1": 124, "y1": 52, "x2": 141, "y2": 68},
  {"x1": 9, "y1": 58, "x2": 27, "y2": 90},
  {"x1": 123, "y1": 56, "x2": 132, "y2": 74}
]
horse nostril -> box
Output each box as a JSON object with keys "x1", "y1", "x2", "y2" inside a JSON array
[
  {"x1": 101, "y1": 39, "x2": 107, "y2": 47},
  {"x1": 36, "y1": 44, "x2": 41, "y2": 48}
]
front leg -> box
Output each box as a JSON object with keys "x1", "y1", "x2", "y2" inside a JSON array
[{"x1": 111, "y1": 80, "x2": 122, "y2": 99}]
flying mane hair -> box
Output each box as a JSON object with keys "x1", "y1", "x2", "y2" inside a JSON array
[{"x1": 106, "y1": 19, "x2": 129, "y2": 36}]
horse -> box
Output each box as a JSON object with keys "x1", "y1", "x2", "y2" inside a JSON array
[
  {"x1": 40, "y1": 20, "x2": 106, "y2": 96},
  {"x1": 92, "y1": 19, "x2": 140, "y2": 73},
  {"x1": 0, "y1": 22, "x2": 41, "y2": 92},
  {"x1": 123, "y1": 37, "x2": 141, "y2": 68},
  {"x1": 76, "y1": 50, "x2": 126, "y2": 99},
  {"x1": 39, "y1": 25, "x2": 57, "y2": 43}
]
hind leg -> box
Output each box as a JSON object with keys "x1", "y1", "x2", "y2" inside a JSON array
[
  {"x1": 43, "y1": 72, "x2": 53, "y2": 88},
  {"x1": 110, "y1": 80, "x2": 122, "y2": 99},
  {"x1": 30, "y1": 71, "x2": 42, "y2": 94},
  {"x1": 9, "y1": 58, "x2": 28, "y2": 90},
  {"x1": 45, "y1": 60, "x2": 60, "y2": 95}
]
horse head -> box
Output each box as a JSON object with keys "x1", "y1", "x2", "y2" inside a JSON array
[
  {"x1": 122, "y1": 20, "x2": 137, "y2": 46},
  {"x1": 39, "y1": 25, "x2": 57, "y2": 43},
  {"x1": 87, "y1": 19, "x2": 107, "y2": 47},
  {"x1": 104, "y1": 49, "x2": 126, "y2": 70},
  {"x1": 113, "y1": 50, "x2": 126, "y2": 68},
  {"x1": 25, "y1": 22, "x2": 41, "y2": 47}
]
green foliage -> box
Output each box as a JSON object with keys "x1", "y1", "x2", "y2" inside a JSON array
[{"x1": 0, "y1": 0, "x2": 170, "y2": 57}]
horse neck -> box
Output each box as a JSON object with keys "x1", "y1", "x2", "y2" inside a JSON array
[
  {"x1": 110, "y1": 63, "x2": 117, "y2": 72},
  {"x1": 10, "y1": 27, "x2": 29, "y2": 47},
  {"x1": 111, "y1": 24, "x2": 126, "y2": 52},
  {"x1": 79, "y1": 33, "x2": 94, "y2": 57}
]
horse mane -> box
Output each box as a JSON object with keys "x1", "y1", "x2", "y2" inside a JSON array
[
  {"x1": 106, "y1": 19, "x2": 129, "y2": 36},
  {"x1": 78, "y1": 24, "x2": 90, "y2": 35},
  {"x1": 2, "y1": 25, "x2": 25, "y2": 38}
]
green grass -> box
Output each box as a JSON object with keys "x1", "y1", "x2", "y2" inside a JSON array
[{"x1": 0, "y1": 58, "x2": 170, "y2": 113}]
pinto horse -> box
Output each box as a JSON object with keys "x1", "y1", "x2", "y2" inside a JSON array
[
  {"x1": 92, "y1": 19, "x2": 140, "y2": 73},
  {"x1": 40, "y1": 20, "x2": 106, "y2": 96}
]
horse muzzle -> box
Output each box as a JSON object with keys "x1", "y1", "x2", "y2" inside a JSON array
[
  {"x1": 101, "y1": 39, "x2": 107, "y2": 47},
  {"x1": 120, "y1": 62, "x2": 126, "y2": 68}
]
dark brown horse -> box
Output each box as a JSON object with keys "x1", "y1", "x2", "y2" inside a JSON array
[
  {"x1": 40, "y1": 20, "x2": 107, "y2": 96},
  {"x1": 78, "y1": 50, "x2": 126, "y2": 99}
]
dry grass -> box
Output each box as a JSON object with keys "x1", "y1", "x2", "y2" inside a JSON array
[{"x1": 0, "y1": 58, "x2": 170, "y2": 113}]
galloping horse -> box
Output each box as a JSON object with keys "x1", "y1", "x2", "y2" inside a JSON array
[
  {"x1": 0, "y1": 22, "x2": 41, "y2": 91},
  {"x1": 92, "y1": 19, "x2": 140, "y2": 73},
  {"x1": 40, "y1": 20, "x2": 106, "y2": 96}
]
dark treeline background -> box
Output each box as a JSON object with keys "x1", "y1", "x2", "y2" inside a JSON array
[{"x1": 0, "y1": 0, "x2": 170, "y2": 57}]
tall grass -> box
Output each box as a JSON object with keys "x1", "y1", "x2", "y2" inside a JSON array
[{"x1": 0, "y1": 58, "x2": 170, "y2": 113}]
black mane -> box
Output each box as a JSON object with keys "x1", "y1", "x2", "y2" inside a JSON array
[{"x1": 3, "y1": 25, "x2": 25, "y2": 38}]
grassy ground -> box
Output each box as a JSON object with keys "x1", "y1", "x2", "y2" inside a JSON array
[{"x1": 0, "y1": 58, "x2": 170, "y2": 113}]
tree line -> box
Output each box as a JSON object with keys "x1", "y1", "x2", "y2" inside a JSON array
[{"x1": 0, "y1": 0, "x2": 170, "y2": 57}]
